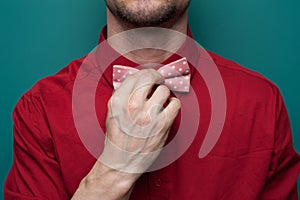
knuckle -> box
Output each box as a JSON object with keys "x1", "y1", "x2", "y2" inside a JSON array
[
  {"x1": 171, "y1": 98, "x2": 181, "y2": 109},
  {"x1": 128, "y1": 99, "x2": 140, "y2": 111},
  {"x1": 158, "y1": 85, "x2": 170, "y2": 96},
  {"x1": 134, "y1": 83, "x2": 150, "y2": 92},
  {"x1": 175, "y1": 101, "x2": 181, "y2": 110},
  {"x1": 110, "y1": 95, "x2": 122, "y2": 106}
]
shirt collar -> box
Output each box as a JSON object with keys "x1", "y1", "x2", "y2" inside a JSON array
[{"x1": 95, "y1": 25, "x2": 199, "y2": 90}]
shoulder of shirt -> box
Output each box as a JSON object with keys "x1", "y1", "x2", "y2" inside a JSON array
[
  {"x1": 208, "y1": 51, "x2": 280, "y2": 93},
  {"x1": 23, "y1": 56, "x2": 86, "y2": 98},
  {"x1": 13, "y1": 55, "x2": 86, "y2": 115}
]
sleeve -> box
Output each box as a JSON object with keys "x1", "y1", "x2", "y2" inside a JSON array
[
  {"x1": 4, "y1": 93, "x2": 70, "y2": 199},
  {"x1": 261, "y1": 89, "x2": 300, "y2": 199}
]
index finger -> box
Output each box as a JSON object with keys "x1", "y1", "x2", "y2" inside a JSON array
[{"x1": 114, "y1": 69, "x2": 164, "y2": 98}]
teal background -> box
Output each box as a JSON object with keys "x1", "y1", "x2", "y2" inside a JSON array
[{"x1": 0, "y1": 0, "x2": 299, "y2": 198}]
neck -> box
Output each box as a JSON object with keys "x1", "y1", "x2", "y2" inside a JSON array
[{"x1": 106, "y1": 9, "x2": 188, "y2": 65}]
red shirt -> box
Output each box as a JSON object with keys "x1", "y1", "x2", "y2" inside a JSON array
[{"x1": 5, "y1": 26, "x2": 300, "y2": 199}]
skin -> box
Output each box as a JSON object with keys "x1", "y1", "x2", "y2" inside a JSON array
[
  {"x1": 72, "y1": 0, "x2": 190, "y2": 199},
  {"x1": 107, "y1": 0, "x2": 190, "y2": 64}
]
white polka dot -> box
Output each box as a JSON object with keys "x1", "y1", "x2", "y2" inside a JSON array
[
  {"x1": 112, "y1": 73, "x2": 115, "y2": 77},
  {"x1": 122, "y1": 75, "x2": 126, "y2": 79},
  {"x1": 183, "y1": 61, "x2": 187, "y2": 65},
  {"x1": 185, "y1": 69, "x2": 190, "y2": 73},
  {"x1": 129, "y1": 71, "x2": 133, "y2": 75},
  {"x1": 168, "y1": 72, "x2": 172, "y2": 76},
  {"x1": 179, "y1": 68, "x2": 182, "y2": 72},
  {"x1": 180, "y1": 81, "x2": 183, "y2": 85},
  {"x1": 174, "y1": 86, "x2": 178, "y2": 89},
  {"x1": 185, "y1": 76, "x2": 189, "y2": 79},
  {"x1": 160, "y1": 69, "x2": 165, "y2": 73},
  {"x1": 184, "y1": 86, "x2": 189, "y2": 90},
  {"x1": 168, "y1": 81, "x2": 173, "y2": 84},
  {"x1": 171, "y1": 65, "x2": 176, "y2": 69},
  {"x1": 117, "y1": 69, "x2": 121, "y2": 73}
]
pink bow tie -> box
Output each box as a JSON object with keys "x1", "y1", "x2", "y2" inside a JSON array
[{"x1": 113, "y1": 57, "x2": 191, "y2": 93}]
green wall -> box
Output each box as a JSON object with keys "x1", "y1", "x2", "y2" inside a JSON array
[{"x1": 0, "y1": 0, "x2": 299, "y2": 198}]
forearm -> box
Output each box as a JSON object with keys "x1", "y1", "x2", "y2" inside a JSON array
[{"x1": 72, "y1": 161, "x2": 140, "y2": 200}]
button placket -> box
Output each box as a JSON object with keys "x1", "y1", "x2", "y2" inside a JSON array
[{"x1": 154, "y1": 178, "x2": 162, "y2": 188}]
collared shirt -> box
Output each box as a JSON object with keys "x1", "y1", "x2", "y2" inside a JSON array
[{"x1": 4, "y1": 26, "x2": 300, "y2": 199}]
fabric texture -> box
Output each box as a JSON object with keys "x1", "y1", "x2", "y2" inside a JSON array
[
  {"x1": 113, "y1": 57, "x2": 191, "y2": 92},
  {"x1": 4, "y1": 26, "x2": 300, "y2": 200}
]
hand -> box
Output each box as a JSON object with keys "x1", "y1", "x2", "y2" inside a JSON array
[
  {"x1": 72, "y1": 69, "x2": 181, "y2": 200},
  {"x1": 100, "y1": 69, "x2": 181, "y2": 173}
]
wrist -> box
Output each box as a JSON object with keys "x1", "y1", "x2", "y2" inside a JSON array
[{"x1": 82, "y1": 161, "x2": 139, "y2": 198}]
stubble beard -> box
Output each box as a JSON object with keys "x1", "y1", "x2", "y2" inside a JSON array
[{"x1": 106, "y1": 0, "x2": 189, "y2": 27}]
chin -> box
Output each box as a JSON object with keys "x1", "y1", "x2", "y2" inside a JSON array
[{"x1": 106, "y1": 0, "x2": 189, "y2": 27}]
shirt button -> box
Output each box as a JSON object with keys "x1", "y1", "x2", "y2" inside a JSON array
[{"x1": 155, "y1": 178, "x2": 162, "y2": 187}]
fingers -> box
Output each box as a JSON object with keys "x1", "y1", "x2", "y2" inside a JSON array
[
  {"x1": 130, "y1": 69, "x2": 165, "y2": 102},
  {"x1": 147, "y1": 85, "x2": 170, "y2": 108},
  {"x1": 115, "y1": 69, "x2": 164, "y2": 99},
  {"x1": 162, "y1": 97, "x2": 181, "y2": 125}
]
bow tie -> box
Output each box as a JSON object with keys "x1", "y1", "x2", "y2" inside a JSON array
[{"x1": 113, "y1": 57, "x2": 191, "y2": 93}]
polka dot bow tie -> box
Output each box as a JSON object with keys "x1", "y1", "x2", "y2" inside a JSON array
[{"x1": 113, "y1": 57, "x2": 191, "y2": 93}]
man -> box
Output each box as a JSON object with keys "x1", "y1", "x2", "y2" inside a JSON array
[{"x1": 5, "y1": 0, "x2": 300, "y2": 199}]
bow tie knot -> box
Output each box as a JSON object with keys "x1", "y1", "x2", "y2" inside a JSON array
[{"x1": 113, "y1": 57, "x2": 191, "y2": 93}]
